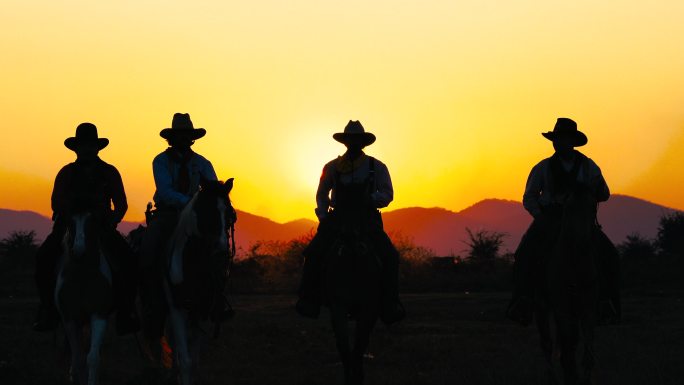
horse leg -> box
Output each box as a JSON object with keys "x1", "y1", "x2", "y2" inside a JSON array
[
  {"x1": 167, "y1": 304, "x2": 192, "y2": 385},
  {"x1": 189, "y1": 320, "x2": 204, "y2": 383},
  {"x1": 64, "y1": 321, "x2": 86, "y2": 385},
  {"x1": 535, "y1": 307, "x2": 558, "y2": 384},
  {"x1": 557, "y1": 314, "x2": 580, "y2": 385},
  {"x1": 579, "y1": 313, "x2": 596, "y2": 385},
  {"x1": 350, "y1": 307, "x2": 378, "y2": 385},
  {"x1": 86, "y1": 315, "x2": 107, "y2": 385},
  {"x1": 330, "y1": 303, "x2": 352, "y2": 384}
]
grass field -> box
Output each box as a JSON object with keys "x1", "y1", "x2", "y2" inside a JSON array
[{"x1": 1, "y1": 281, "x2": 683, "y2": 385}]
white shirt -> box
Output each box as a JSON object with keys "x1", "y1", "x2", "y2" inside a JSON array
[
  {"x1": 315, "y1": 153, "x2": 394, "y2": 220},
  {"x1": 522, "y1": 152, "x2": 609, "y2": 218}
]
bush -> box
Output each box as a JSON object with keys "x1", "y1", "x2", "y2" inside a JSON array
[
  {"x1": 463, "y1": 228, "x2": 506, "y2": 262},
  {"x1": 656, "y1": 211, "x2": 684, "y2": 257},
  {"x1": 0, "y1": 231, "x2": 37, "y2": 272},
  {"x1": 619, "y1": 233, "x2": 656, "y2": 261},
  {"x1": 229, "y1": 228, "x2": 516, "y2": 294}
]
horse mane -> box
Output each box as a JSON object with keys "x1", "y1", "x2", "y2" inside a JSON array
[{"x1": 168, "y1": 192, "x2": 200, "y2": 285}]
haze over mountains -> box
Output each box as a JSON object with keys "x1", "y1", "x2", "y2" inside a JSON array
[{"x1": 1, "y1": 194, "x2": 677, "y2": 256}]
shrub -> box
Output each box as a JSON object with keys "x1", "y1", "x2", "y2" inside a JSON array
[{"x1": 656, "y1": 211, "x2": 684, "y2": 257}]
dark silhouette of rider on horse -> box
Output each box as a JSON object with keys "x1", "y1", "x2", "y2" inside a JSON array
[
  {"x1": 33, "y1": 123, "x2": 139, "y2": 335},
  {"x1": 139, "y1": 113, "x2": 236, "y2": 344},
  {"x1": 507, "y1": 117, "x2": 621, "y2": 326},
  {"x1": 296, "y1": 120, "x2": 405, "y2": 325}
]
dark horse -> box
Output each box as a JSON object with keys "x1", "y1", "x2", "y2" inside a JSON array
[
  {"x1": 143, "y1": 178, "x2": 235, "y2": 385},
  {"x1": 55, "y1": 209, "x2": 114, "y2": 385},
  {"x1": 536, "y1": 185, "x2": 601, "y2": 385},
  {"x1": 324, "y1": 222, "x2": 384, "y2": 385}
]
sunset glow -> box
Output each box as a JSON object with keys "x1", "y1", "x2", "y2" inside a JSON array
[{"x1": 2, "y1": 1, "x2": 684, "y2": 222}]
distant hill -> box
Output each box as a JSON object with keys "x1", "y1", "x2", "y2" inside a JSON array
[
  {"x1": 0, "y1": 194, "x2": 678, "y2": 256},
  {"x1": 383, "y1": 195, "x2": 678, "y2": 255},
  {"x1": 0, "y1": 209, "x2": 318, "y2": 256}
]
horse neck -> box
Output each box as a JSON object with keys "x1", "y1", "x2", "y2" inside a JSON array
[{"x1": 59, "y1": 213, "x2": 112, "y2": 283}]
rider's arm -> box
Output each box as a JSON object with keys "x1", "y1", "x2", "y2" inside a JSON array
[
  {"x1": 522, "y1": 161, "x2": 545, "y2": 218},
  {"x1": 51, "y1": 164, "x2": 73, "y2": 220},
  {"x1": 197, "y1": 155, "x2": 218, "y2": 182},
  {"x1": 586, "y1": 159, "x2": 610, "y2": 202},
  {"x1": 372, "y1": 160, "x2": 393, "y2": 208},
  {"x1": 315, "y1": 162, "x2": 334, "y2": 220},
  {"x1": 152, "y1": 153, "x2": 191, "y2": 209},
  {"x1": 108, "y1": 166, "x2": 128, "y2": 225}
]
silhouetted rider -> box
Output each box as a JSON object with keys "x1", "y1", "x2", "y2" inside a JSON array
[
  {"x1": 296, "y1": 120, "x2": 405, "y2": 324},
  {"x1": 33, "y1": 123, "x2": 139, "y2": 335},
  {"x1": 507, "y1": 117, "x2": 620, "y2": 325},
  {"x1": 139, "y1": 113, "x2": 235, "y2": 341}
]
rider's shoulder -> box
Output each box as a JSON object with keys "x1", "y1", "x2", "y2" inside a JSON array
[
  {"x1": 368, "y1": 156, "x2": 388, "y2": 169},
  {"x1": 97, "y1": 159, "x2": 122, "y2": 175},
  {"x1": 59, "y1": 162, "x2": 77, "y2": 171},
  {"x1": 326, "y1": 157, "x2": 340, "y2": 169},
  {"x1": 153, "y1": 151, "x2": 167, "y2": 160},
  {"x1": 533, "y1": 157, "x2": 552, "y2": 170},
  {"x1": 190, "y1": 152, "x2": 211, "y2": 164}
]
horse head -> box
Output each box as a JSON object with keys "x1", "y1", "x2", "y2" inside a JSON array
[
  {"x1": 195, "y1": 177, "x2": 235, "y2": 254},
  {"x1": 62, "y1": 206, "x2": 104, "y2": 262}
]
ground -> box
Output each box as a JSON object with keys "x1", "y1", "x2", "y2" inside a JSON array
[{"x1": 1, "y1": 289, "x2": 683, "y2": 385}]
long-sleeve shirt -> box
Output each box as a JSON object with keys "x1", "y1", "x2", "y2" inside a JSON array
[
  {"x1": 315, "y1": 152, "x2": 394, "y2": 220},
  {"x1": 152, "y1": 149, "x2": 218, "y2": 209},
  {"x1": 522, "y1": 152, "x2": 610, "y2": 218},
  {"x1": 51, "y1": 158, "x2": 128, "y2": 224}
]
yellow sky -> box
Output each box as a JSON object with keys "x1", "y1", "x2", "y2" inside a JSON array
[{"x1": 2, "y1": 1, "x2": 684, "y2": 222}]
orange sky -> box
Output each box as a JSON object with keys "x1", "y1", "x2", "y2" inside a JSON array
[{"x1": 2, "y1": 1, "x2": 684, "y2": 222}]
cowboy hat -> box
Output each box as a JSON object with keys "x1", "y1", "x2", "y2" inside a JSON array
[
  {"x1": 160, "y1": 113, "x2": 206, "y2": 140},
  {"x1": 64, "y1": 123, "x2": 109, "y2": 151},
  {"x1": 542, "y1": 117, "x2": 588, "y2": 147},
  {"x1": 333, "y1": 120, "x2": 376, "y2": 146}
]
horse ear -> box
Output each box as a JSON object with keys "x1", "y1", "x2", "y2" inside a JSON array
[{"x1": 224, "y1": 178, "x2": 234, "y2": 194}]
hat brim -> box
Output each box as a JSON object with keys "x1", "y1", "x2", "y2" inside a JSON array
[
  {"x1": 542, "y1": 131, "x2": 587, "y2": 147},
  {"x1": 160, "y1": 128, "x2": 206, "y2": 140},
  {"x1": 64, "y1": 137, "x2": 109, "y2": 151},
  {"x1": 333, "y1": 132, "x2": 376, "y2": 146}
]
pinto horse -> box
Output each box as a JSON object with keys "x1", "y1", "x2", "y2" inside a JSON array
[
  {"x1": 55, "y1": 210, "x2": 113, "y2": 385},
  {"x1": 324, "y1": 223, "x2": 384, "y2": 385},
  {"x1": 162, "y1": 178, "x2": 235, "y2": 385},
  {"x1": 536, "y1": 185, "x2": 601, "y2": 385}
]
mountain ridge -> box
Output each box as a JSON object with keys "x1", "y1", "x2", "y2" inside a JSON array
[{"x1": 1, "y1": 194, "x2": 679, "y2": 256}]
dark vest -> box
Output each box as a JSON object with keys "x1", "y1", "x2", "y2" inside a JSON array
[
  {"x1": 549, "y1": 151, "x2": 587, "y2": 198},
  {"x1": 67, "y1": 160, "x2": 111, "y2": 215},
  {"x1": 333, "y1": 156, "x2": 376, "y2": 213}
]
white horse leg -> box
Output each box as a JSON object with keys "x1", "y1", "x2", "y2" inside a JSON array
[
  {"x1": 86, "y1": 315, "x2": 107, "y2": 385},
  {"x1": 163, "y1": 279, "x2": 192, "y2": 385},
  {"x1": 168, "y1": 305, "x2": 192, "y2": 385},
  {"x1": 85, "y1": 250, "x2": 112, "y2": 385},
  {"x1": 63, "y1": 321, "x2": 86, "y2": 385}
]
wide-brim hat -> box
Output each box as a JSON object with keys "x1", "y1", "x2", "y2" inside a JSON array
[
  {"x1": 333, "y1": 120, "x2": 376, "y2": 146},
  {"x1": 542, "y1": 117, "x2": 588, "y2": 147},
  {"x1": 64, "y1": 123, "x2": 109, "y2": 151},
  {"x1": 160, "y1": 113, "x2": 206, "y2": 140}
]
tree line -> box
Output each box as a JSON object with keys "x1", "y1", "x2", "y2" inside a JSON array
[{"x1": 1, "y1": 212, "x2": 683, "y2": 295}]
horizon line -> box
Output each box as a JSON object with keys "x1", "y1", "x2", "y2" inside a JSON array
[{"x1": 2, "y1": 192, "x2": 681, "y2": 226}]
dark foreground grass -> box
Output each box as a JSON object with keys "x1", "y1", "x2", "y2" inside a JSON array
[{"x1": 1, "y1": 290, "x2": 683, "y2": 385}]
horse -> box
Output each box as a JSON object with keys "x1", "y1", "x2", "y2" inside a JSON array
[
  {"x1": 54, "y1": 209, "x2": 114, "y2": 385},
  {"x1": 324, "y1": 220, "x2": 384, "y2": 385},
  {"x1": 160, "y1": 178, "x2": 235, "y2": 385},
  {"x1": 535, "y1": 184, "x2": 601, "y2": 385}
]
